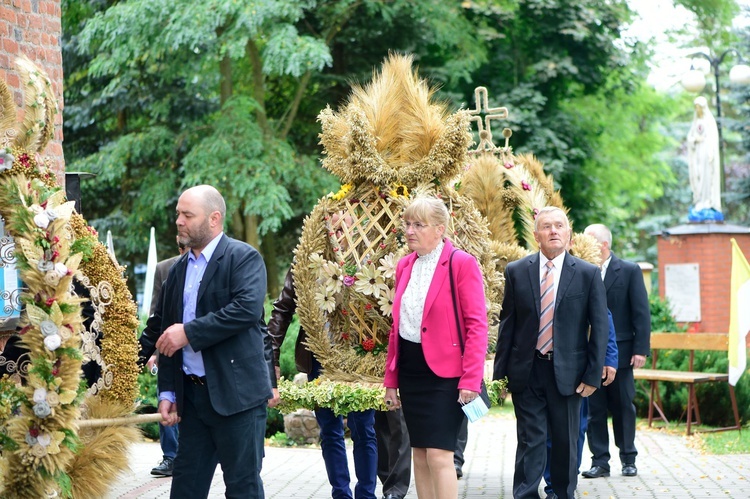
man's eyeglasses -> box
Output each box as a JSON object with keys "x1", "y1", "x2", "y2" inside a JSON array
[{"x1": 402, "y1": 221, "x2": 431, "y2": 231}]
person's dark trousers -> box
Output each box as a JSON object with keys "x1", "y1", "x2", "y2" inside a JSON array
[
  {"x1": 544, "y1": 397, "x2": 588, "y2": 495},
  {"x1": 315, "y1": 407, "x2": 377, "y2": 499},
  {"x1": 512, "y1": 357, "x2": 581, "y2": 499},
  {"x1": 587, "y1": 367, "x2": 637, "y2": 469},
  {"x1": 310, "y1": 359, "x2": 377, "y2": 499},
  {"x1": 170, "y1": 380, "x2": 267, "y2": 499},
  {"x1": 454, "y1": 415, "x2": 468, "y2": 471},
  {"x1": 160, "y1": 422, "x2": 179, "y2": 460},
  {"x1": 375, "y1": 409, "x2": 411, "y2": 498}
]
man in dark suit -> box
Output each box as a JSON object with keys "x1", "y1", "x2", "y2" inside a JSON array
[
  {"x1": 581, "y1": 224, "x2": 651, "y2": 479},
  {"x1": 493, "y1": 207, "x2": 608, "y2": 499},
  {"x1": 154, "y1": 185, "x2": 276, "y2": 498},
  {"x1": 138, "y1": 237, "x2": 185, "y2": 478}
]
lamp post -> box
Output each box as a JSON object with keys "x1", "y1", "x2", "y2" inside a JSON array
[{"x1": 680, "y1": 49, "x2": 750, "y2": 191}]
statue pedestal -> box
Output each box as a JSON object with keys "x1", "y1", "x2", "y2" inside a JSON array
[{"x1": 657, "y1": 223, "x2": 750, "y2": 332}]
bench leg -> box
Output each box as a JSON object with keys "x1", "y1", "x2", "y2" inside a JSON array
[
  {"x1": 647, "y1": 381, "x2": 655, "y2": 427},
  {"x1": 687, "y1": 385, "x2": 695, "y2": 435},
  {"x1": 650, "y1": 381, "x2": 669, "y2": 427},
  {"x1": 729, "y1": 385, "x2": 741, "y2": 432},
  {"x1": 690, "y1": 385, "x2": 702, "y2": 426}
]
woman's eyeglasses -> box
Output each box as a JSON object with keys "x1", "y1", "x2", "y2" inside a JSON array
[{"x1": 402, "y1": 221, "x2": 431, "y2": 231}]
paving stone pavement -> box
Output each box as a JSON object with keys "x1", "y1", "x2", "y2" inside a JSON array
[{"x1": 109, "y1": 411, "x2": 750, "y2": 498}]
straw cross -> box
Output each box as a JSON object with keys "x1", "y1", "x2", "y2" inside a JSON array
[{"x1": 467, "y1": 86, "x2": 509, "y2": 153}]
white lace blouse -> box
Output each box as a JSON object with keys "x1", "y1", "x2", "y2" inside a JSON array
[{"x1": 398, "y1": 240, "x2": 445, "y2": 343}]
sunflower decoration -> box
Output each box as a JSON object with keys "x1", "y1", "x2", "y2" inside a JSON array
[
  {"x1": 0, "y1": 57, "x2": 140, "y2": 498},
  {"x1": 294, "y1": 54, "x2": 503, "y2": 383},
  {"x1": 456, "y1": 88, "x2": 600, "y2": 274}
]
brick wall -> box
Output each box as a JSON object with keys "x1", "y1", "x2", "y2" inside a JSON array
[
  {"x1": 658, "y1": 230, "x2": 750, "y2": 333},
  {"x1": 0, "y1": 0, "x2": 64, "y2": 175}
]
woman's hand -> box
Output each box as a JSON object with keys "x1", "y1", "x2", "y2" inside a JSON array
[
  {"x1": 384, "y1": 388, "x2": 401, "y2": 410},
  {"x1": 458, "y1": 389, "x2": 480, "y2": 405}
]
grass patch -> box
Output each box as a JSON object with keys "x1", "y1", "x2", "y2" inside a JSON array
[
  {"x1": 637, "y1": 419, "x2": 749, "y2": 455},
  {"x1": 685, "y1": 428, "x2": 750, "y2": 455}
]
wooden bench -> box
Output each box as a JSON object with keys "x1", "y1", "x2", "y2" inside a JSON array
[{"x1": 633, "y1": 332, "x2": 741, "y2": 435}]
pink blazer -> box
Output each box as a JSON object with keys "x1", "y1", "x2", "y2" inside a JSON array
[{"x1": 383, "y1": 239, "x2": 488, "y2": 392}]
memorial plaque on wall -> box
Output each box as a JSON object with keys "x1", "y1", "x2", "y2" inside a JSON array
[{"x1": 664, "y1": 263, "x2": 701, "y2": 322}]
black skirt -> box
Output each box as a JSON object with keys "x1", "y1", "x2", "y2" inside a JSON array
[{"x1": 397, "y1": 338, "x2": 464, "y2": 450}]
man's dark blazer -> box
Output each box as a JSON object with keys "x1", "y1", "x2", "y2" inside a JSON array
[
  {"x1": 151, "y1": 255, "x2": 180, "y2": 315},
  {"x1": 137, "y1": 255, "x2": 180, "y2": 364},
  {"x1": 155, "y1": 234, "x2": 274, "y2": 416},
  {"x1": 493, "y1": 251, "x2": 609, "y2": 395},
  {"x1": 604, "y1": 253, "x2": 651, "y2": 368}
]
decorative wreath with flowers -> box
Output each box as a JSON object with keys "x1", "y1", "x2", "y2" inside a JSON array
[
  {"x1": 0, "y1": 58, "x2": 140, "y2": 498},
  {"x1": 293, "y1": 55, "x2": 504, "y2": 384}
]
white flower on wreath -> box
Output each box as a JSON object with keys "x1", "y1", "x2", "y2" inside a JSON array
[
  {"x1": 33, "y1": 401, "x2": 51, "y2": 418},
  {"x1": 378, "y1": 286, "x2": 395, "y2": 316},
  {"x1": 29, "y1": 204, "x2": 44, "y2": 215},
  {"x1": 354, "y1": 263, "x2": 387, "y2": 298},
  {"x1": 39, "y1": 320, "x2": 58, "y2": 337},
  {"x1": 308, "y1": 253, "x2": 325, "y2": 272},
  {"x1": 314, "y1": 289, "x2": 337, "y2": 314},
  {"x1": 43, "y1": 334, "x2": 61, "y2": 351},
  {"x1": 0, "y1": 152, "x2": 14, "y2": 171},
  {"x1": 33, "y1": 212, "x2": 50, "y2": 229},
  {"x1": 36, "y1": 432, "x2": 51, "y2": 447},
  {"x1": 44, "y1": 262, "x2": 69, "y2": 286},
  {"x1": 32, "y1": 388, "x2": 47, "y2": 404},
  {"x1": 378, "y1": 253, "x2": 397, "y2": 280},
  {"x1": 320, "y1": 260, "x2": 343, "y2": 294}
]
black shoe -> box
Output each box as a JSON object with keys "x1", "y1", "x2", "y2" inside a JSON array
[
  {"x1": 383, "y1": 494, "x2": 404, "y2": 499},
  {"x1": 581, "y1": 465, "x2": 610, "y2": 479},
  {"x1": 622, "y1": 464, "x2": 637, "y2": 477},
  {"x1": 150, "y1": 457, "x2": 174, "y2": 477},
  {"x1": 455, "y1": 464, "x2": 463, "y2": 479}
]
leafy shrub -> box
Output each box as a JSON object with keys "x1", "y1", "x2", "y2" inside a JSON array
[{"x1": 136, "y1": 366, "x2": 160, "y2": 440}]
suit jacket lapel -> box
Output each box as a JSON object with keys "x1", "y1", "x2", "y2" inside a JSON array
[
  {"x1": 557, "y1": 252, "x2": 576, "y2": 304},
  {"x1": 171, "y1": 254, "x2": 188, "y2": 321},
  {"x1": 604, "y1": 253, "x2": 619, "y2": 291},
  {"x1": 527, "y1": 253, "x2": 542, "y2": 316},
  {"x1": 197, "y1": 235, "x2": 228, "y2": 304}
]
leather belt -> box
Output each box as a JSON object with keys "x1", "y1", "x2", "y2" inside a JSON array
[
  {"x1": 184, "y1": 373, "x2": 207, "y2": 385},
  {"x1": 535, "y1": 350, "x2": 553, "y2": 360}
]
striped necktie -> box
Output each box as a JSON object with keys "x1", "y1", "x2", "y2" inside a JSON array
[{"x1": 537, "y1": 261, "x2": 555, "y2": 354}]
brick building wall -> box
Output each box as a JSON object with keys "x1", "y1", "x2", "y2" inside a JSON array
[
  {"x1": 657, "y1": 225, "x2": 750, "y2": 333},
  {"x1": 0, "y1": 0, "x2": 64, "y2": 175}
]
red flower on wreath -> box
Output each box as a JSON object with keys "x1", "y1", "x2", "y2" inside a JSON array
[
  {"x1": 521, "y1": 180, "x2": 531, "y2": 191},
  {"x1": 361, "y1": 339, "x2": 375, "y2": 352}
]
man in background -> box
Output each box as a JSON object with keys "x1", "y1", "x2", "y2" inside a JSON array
[
  {"x1": 139, "y1": 236, "x2": 186, "y2": 477},
  {"x1": 581, "y1": 224, "x2": 651, "y2": 479}
]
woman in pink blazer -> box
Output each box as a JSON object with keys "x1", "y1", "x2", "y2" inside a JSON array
[{"x1": 383, "y1": 197, "x2": 488, "y2": 499}]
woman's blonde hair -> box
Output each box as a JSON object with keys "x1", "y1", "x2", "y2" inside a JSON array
[{"x1": 403, "y1": 196, "x2": 450, "y2": 228}]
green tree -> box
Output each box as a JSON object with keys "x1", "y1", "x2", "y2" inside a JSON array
[{"x1": 65, "y1": 0, "x2": 492, "y2": 295}]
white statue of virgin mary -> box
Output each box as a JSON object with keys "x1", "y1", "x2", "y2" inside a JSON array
[{"x1": 687, "y1": 96, "x2": 722, "y2": 215}]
